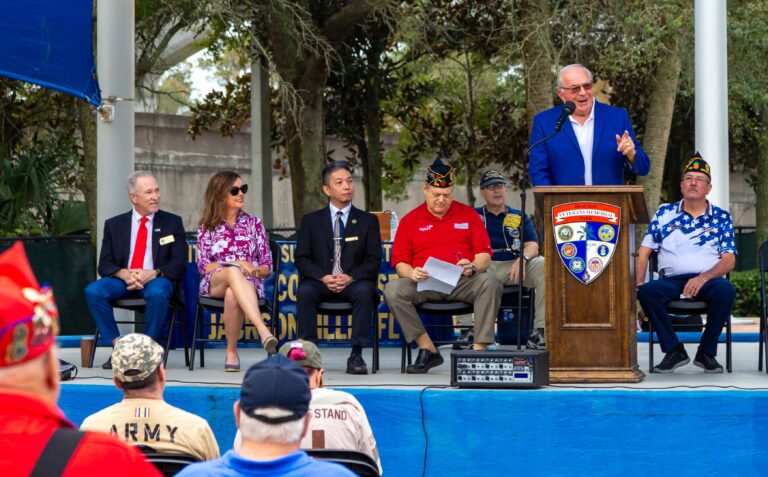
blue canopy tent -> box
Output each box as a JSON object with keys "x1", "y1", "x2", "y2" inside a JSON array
[{"x1": 0, "y1": 0, "x2": 101, "y2": 106}]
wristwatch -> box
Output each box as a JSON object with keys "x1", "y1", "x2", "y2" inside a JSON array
[
  {"x1": 469, "y1": 264, "x2": 477, "y2": 276},
  {"x1": 523, "y1": 255, "x2": 531, "y2": 262}
]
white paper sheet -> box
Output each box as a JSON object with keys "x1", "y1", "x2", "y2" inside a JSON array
[{"x1": 417, "y1": 256, "x2": 464, "y2": 294}]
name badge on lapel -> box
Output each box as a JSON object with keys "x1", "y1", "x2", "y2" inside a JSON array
[
  {"x1": 345, "y1": 236, "x2": 359, "y2": 242},
  {"x1": 159, "y1": 235, "x2": 175, "y2": 246}
]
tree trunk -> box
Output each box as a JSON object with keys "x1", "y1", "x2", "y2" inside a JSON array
[
  {"x1": 521, "y1": 0, "x2": 555, "y2": 135},
  {"x1": 756, "y1": 124, "x2": 768, "y2": 256},
  {"x1": 292, "y1": 69, "x2": 328, "y2": 224},
  {"x1": 76, "y1": 99, "x2": 98, "y2": 248},
  {"x1": 636, "y1": 36, "x2": 681, "y2": 246},
  {"x1": 363, "y1": 79, "x2": 383, "y2": 211}
]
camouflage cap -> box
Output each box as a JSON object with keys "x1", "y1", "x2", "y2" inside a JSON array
[
  {"x1": 112, "y1": 333, "x2": 163, "y2": 382},
  {"x1": 279, "y1": 339, "x2": 323, "y2": 370}
]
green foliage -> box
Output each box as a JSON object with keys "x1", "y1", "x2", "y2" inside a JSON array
[
  {"x1": 731, "y1": 270, "x2": 761, "y2": 317},
  {"x1": 51, "y1": 201, "x2": 90, "y2": 236},
  {"x1": 156, "y1": 65, "x2": 193, "y2": 115}
]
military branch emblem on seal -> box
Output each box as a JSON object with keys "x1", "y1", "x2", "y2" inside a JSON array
[{"x1": 552, "y1": 201, "x2": 621, "y2": 285}]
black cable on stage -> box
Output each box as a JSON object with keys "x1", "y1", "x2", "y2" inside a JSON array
[
  {"x1": 419, "y1": 385, "x2": 449, "y2": 477},
  {"x1": 66, "y1": 375, "x2": 768, "y2": 391}
]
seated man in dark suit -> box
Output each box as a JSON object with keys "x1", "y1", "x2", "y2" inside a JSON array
[
  {"x1": 85, "y1": 171, "x2": 187, "y2": 369},
  {"x1": 295, "y1": 161, "x2": 382, "y2": 375}
]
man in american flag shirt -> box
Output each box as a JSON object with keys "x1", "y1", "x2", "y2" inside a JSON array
[{"x1": 636, "y1": 153, "x2": 737, "y2": 374}]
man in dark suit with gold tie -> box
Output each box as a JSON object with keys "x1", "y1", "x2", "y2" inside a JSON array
[{"x1": 295, "y1": 161, "x2": 382, "y2": 374}]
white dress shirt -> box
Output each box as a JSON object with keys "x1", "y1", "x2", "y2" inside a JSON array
[
  {"x1": 329, "y1": 203, "x2": 351, "y2": 231},
  {"x1": 569, "y1": 99, "x2": 596, "y2": 185}
]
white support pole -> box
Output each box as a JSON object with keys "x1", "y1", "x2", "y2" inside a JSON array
[
  {"x1": 695, "y1": 0, "x2": 729, "y2": 209},
  {"x1": 97, "y1": 0, "x2": 135, "y2": 334},
  {"x1": 250, "y1": 58, "x2": 273, "y2": 227}
]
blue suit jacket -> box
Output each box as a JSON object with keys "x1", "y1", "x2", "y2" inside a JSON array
[{"x1": 528, "y1": 100, "x2": 650, "y2": 186}]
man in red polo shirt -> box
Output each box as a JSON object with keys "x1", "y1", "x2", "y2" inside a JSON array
[
  {"x1": 0, "y1": 242, "x2": 160, "y2": 477},
  {"x1": 384, "y1": 159, "x2": 502, "y2": 373}
]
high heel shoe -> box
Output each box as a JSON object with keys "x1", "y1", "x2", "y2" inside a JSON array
[{"x1": 262, "y1": 335, "x2": 278, "y2": 356}]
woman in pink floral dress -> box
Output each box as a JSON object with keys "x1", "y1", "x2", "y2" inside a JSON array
[{"x1": 197, "y1": 171, "x2": 278, "y2": 370}]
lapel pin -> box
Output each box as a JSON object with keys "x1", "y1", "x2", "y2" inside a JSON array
[
  {"x1": 351, "y1": 219, "x2": 357, "y2": 224},
  {"x1": 154, "y1": 228, "x2": 161, "y2": 232}
]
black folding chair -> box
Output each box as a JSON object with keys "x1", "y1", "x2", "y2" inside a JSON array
[
  {"x1": 304, "y1": 448, "x2": 380, "y2": 477},
  {"x1": 646, "y1": 252, "x2": 732, "y2": 373},
  {"x1": 758, "y1": 241, "x2": 768, "y2": 372},
  {"x1": 89, "y1": 293, "x2": 188, "y2": 368},
  {"x1": 137, "y1": 446, "x2": 201, "y2": 477},
  {"x1": 189, "y1": 240, "x2": 280, "y2": 371},
  {"x1": 313, "y1": 294, "x2": 381, "y2": 373},
  {"x1": 401, "y1": 300, "x2": 475, "y2": 373}
]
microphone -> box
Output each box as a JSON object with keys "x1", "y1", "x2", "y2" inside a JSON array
[{"x1": 553, "y1": 101, "x2": 576, "y2": 132}]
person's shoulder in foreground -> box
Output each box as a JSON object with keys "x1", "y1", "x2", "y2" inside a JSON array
[
  {"x1": 177, "y1": 449, "x2": 355, "y2": 476},
  {"x1": 65, "y1": 431, "x2": 161, "y2": 476},
  {"x1": 0, "y1": 242, "x2": 160, "y2": 477}
]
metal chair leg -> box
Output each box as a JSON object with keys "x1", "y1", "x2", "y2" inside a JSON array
[
  {"x1": 163, "y1": 309, "x2": 174, "y2": 365},
  {"x1": 760, "y1": 309, "x2": 765, "y2": 372},
  {"x1": 648, "y1": 322, "x2": 655, "y2": 374},
  {"x1": 189, "y1": 303, "x2": 202, "y2": 371},
  {"x1": 90, "y1": 328, "x2": 99, "y2": 368},
  {"x1": 726, "y1": 316, "x2": 732, "y2": 373},
  {"x1": 180, "y1": 306, "x2": 189, "y2": 367},
  {"x1": 372, "y1": 311, "x2": 379, "y2": 374}
]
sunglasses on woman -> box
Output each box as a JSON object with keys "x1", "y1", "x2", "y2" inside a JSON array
[{"x1": 230, "y1": 184, "x2": 249, "y2": 196}]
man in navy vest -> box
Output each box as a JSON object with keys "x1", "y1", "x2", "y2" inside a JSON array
[{"x1": 472, "y1": 170, "x2": 546, "y2": 348}]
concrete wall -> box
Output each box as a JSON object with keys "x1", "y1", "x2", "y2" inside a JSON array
[{"x1": 134, "y1": 112, "x2": 755, "y2": 232}]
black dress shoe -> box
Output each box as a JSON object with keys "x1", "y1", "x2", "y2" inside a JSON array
[
  {"x1": 346, "y1": 354, "x2": 369, "y2": 375},
  {"x1": 101, "y1": 356, "x2": 112, "y2": 370},
  {"x1": 406, "y1": 349, "x2": 444, "y2": 374},
  {"x1": 693, "y1": 349, "x2": 724, "y2": 373}
]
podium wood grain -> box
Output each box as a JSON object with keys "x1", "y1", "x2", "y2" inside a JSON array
[{"x1": 534, "y1": 186, "x2": 649, "y2": 383}]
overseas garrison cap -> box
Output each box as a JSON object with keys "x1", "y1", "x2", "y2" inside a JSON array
[
  {"x1": 0, "y1": 242, "x2": 59, "y2": 367},
  {"x1": 683, "y1": 152, "x2": 711, "y2": 179},
  {"x1": 425, "y1": 157, "x2": 455, "y2": 188}
]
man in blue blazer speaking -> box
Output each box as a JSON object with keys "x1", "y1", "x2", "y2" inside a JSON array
[{"x1": 529, "y1": 64, "x2": 650, "y2": 186}]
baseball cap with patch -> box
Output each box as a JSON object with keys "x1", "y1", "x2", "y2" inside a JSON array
[
  {"x1": 0, "y1": 242, "x2": 59, "y2": 367},
  {"x1": 112, "y1": 333, "x2": 163, "y2": 382},
  {"x1": 479, "y1": 170, "x2": 507, "y2": 188},
  {"x1": 279, "y1": 339, "x2": 323, "y2": 369},
  {"x1": 240, "y1": 354, "x2": 311, "y2": 424}
]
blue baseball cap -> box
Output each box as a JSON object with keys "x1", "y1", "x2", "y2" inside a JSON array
[{"x1": 240, "y1": 354, "x2": 311, "y2": 423}]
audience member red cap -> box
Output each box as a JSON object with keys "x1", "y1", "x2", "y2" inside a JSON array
[{"x1": 0, "y1": 242, "x2": 59, "y2": 367}]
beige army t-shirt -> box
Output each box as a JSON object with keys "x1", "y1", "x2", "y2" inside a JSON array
[
  {"x1": 301, "y1": 388, "x2": 382, "y2": 475},
  {"x1": 80, "y1": 398, "x2": 220, "y2": 461}
]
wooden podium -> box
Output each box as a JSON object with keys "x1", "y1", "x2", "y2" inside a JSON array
[{"x1": 534, "y1": 186, "x2": 649, "y2": 383}]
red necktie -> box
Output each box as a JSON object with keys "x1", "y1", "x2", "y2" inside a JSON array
[{"x1": 130, "y1": 216, "x2": 149, "y2": 269}]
